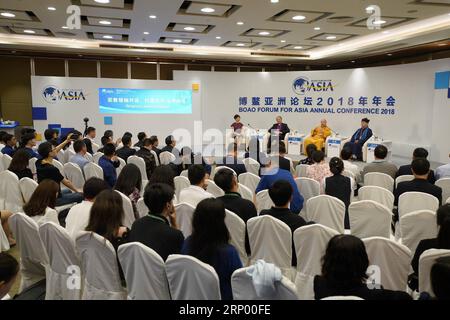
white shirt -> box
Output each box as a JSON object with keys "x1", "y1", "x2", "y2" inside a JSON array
[
  {"x1": 436, "y1": 163, "x2": 450, "y2": 180},
  {"x1": 343, "y1": 160, "x2": 362, "y2": 183},
  {"x1": 30, "y1": 207, "x2": 59, "y2": 226},
  {"x1": 65, "y1": 201, "x2": 93, "y2": 239},
  {"x1": 179, "y1": 185, "x2": 214, "y2": 208}
]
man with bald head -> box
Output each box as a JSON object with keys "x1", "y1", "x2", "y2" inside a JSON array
[
  {"x1": 268, "y1": 116, "x2": 290, "y2": 152},
  {"x1": 304, "y1": 119, "x2": 332, "y2": 152}
]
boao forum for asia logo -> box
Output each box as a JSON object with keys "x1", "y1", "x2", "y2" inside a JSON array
[
  {"x1": 42, "y1": 85, "x2": 86, "y2": 103},
  {"x1": 292, "y1": 76, "x2": 335, "y2": 95}
]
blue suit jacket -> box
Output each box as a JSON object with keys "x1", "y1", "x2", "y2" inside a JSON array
[{"x1": 351, "y1": 127, "x2": 373, "y2": 145}]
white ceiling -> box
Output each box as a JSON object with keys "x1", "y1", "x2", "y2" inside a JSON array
[{"x1": 0, "y1": 0, "x2": 449, "y2": 62}]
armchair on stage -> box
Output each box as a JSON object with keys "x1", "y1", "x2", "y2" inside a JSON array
[{"x1": 227, "y1": 127, "x2": 271, "y2": 153}]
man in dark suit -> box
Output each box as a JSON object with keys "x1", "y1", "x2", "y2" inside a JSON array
[
  {"x1": 134, "y1": 132, "x2": 147, "y2": 149},
  {"x1": 135, "y1": 138, "x2": 157, "y2": 179},
  {"x1": 396, "y1": 147, "x2": 436, "y2": 184},
  {"x1": 345, "y1": 118, "x2": 373, "y2": 161},
  {"x1": 267, "y1": 116, "x2": 290, "y2": 151},
  {"x1": 221, "y1": 143, "x2": 247, "y2": 176},
  {"x1": 83, "y1": 127, "x2": 96, "y2": 155},
  {"x1": 394, "y1": 158, "x2": 442, "y2": 207},
  {"x1": 276, "y1": 141, "x2": 292, "y2": 172},
  {"x1": 116, "y1": 134, "x2": 136, "y2": 162}
]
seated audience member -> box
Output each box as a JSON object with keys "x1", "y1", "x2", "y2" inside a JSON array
[
  {"x1": 394, "y1": 158, "x2": 442, "y2": 206},
  {"x1": 362, "y1": 145, "x2": 397, "y2": 181},
  {"x1": 115, "y1": 164, "x2": 142, "y2": 219},
  {"x1": 8, "y1": 149, "x2": 32, "y2": 180},
  {"x1": 1, "y1": 134, "x2": 16, "y2": 156},
  {"x1": 314, "y1": 235, "x2": 412, "y2": 300},
  {"x1": 160, "y1": 135, "x2": 179, "y2": 157},
  {"x1": 134, "y1": 132, "x2": 147, "y2": 149},
  {"x1": 116, "y1": 134, "x2": 136, "y2": 162},
  {"x1": 340, "y1": 147, "x2": 361, "y2": 182},
  {"x1": 181, "y1": 198, "x2": 242, "y2": 300},
  {"x1": 222, "y1": 143, "x2": 247, "y2": 176},
  {"x1": 273, "y1": 141, "x2": 292, "y2": 172},
  {"x1": 69, "y1": 140, "x2": 89, "y2": 171},
  {"x1": 0, "y1": 210, "x2": 15, "y2": 246},
  {"x1": 65, "y1": 178, "x2": 109, "y2": 239},
  {"x1": 214, "y1": 168, "x2": 257, "y2": 254},
  {"x1": 36, "y1": 139, "x2": 83, "y2": 206},
  {"x1": 103, "y1": 130, "x2": 121, "y2": 147},
  {"x1": 436, "y1": 153, "x2": 450, "y2": 181},
  {"x1": 325, "y1": 158, "x2": 354, "y2": 229},
  {"x1": 409, "y1": 204, "x2": 450, "y2": 291},
  {"x1": 0, "y1": 252, "x2": 19, "y2": 300},
  {"x1": 148, "y1": 165, "x2": 175, "y2": 190},
  {"x1": 306, "y1": 150, "x2": 332, "y2": 193},
  {"x1": 430, "y1": 256, "x2": 450, "y2": 300},
  {"x1": 150, "y1": 135, "x2": 162, "y2": 158},
  {"x1": 20, "y1": 132, "x2": 39, "y2": 159},
  {"x1": 83, "y1": 127, "x2": 97, "y2": 155},
  {"x1": 135, "y1": 138, "x2": 157, "y2": 178},
  {"x1": 299, "y1": 143, "x2": 318, "y2": 166},
  {"x1": 44, "y1": 128, "x2": 59, "y2": 146},
  {"x1": 396, "y1": 147, "x2": 436, "y2": 184},
  {"x1": 23, "y1": 179, "x2": 60, "y2": 225},
  {"x1": 129, "y1": 183, "x2": 184, "y2": 261},
  {"x1": 179, "y1": 165, "x2": 214, "y2": 207},
  {"x1": 97, "y1": 135, "x2": 109, "y2": 154},
  {"x1": 256, "y1": 156, "x2": 304, "y2": 214},
  {"x1": 98, "y1": 143, "x2": 120, "y2": 188},
  {"x1": 260, "y1": 180, "x2": 310, "y2": 266}
]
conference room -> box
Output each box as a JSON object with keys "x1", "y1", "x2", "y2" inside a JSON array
[{"x1": 0, "y1": 0, "x2": 450, "y2": 310}]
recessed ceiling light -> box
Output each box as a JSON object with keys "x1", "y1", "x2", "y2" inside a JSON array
[
  {"x1": 95, "y1": 0, "x2": 110, "y2": 3},
  {"x1": 173, "y1": 39, "x2": 183, "y2": 43},
  {"x1": 236, "y1": 43, "x2": 245, "y2": 47},
  {"x1": 99, "y1": 20, "x2": 112, "y2": 25},
  {"x1": 23, "y1": 29, "x2": 35, "y2": 34},
  {"x1": 143, "y1": 32, "x2": 150, "y2": 35},
  {"x1": 314, "y1": 27, "x2": 321, "y2": 30},
  {"x1": 184, "y1": 27, "x2": 196, "y2": 31},
  {"x1": 437, "y1": 43, "x2": 446, "y2": 46},
  {"x1": 271, "y1": 0, "x2": 279, "y2": 3},
  {"x1": 149, "y1": 15, "x2": 157, "y2": 19},
  {"x1": 237, "y1": 21, "x2": 244, "y2": 25},
  {"x1": 280, "y1": 40, "x2": 286, "y2": 43},
  {"x1": 387, "y1": 53, "x2": 392, "y2": 56},
  {"x1": 259, "y1": 31, "x2": 270, "y2": 36},
  {"x1": 382, "y1": 30, "x2": 390, "y2": 34},
  {"x1": 102, "y1": 35, "x2": 113, "y2": 39},
  {"x1": 62, "y1": 26, "x2": 69, "y2": 29},
  {"x1": 216, "y1": 36, "x2": 221, "y2": 39},
  {"x1": 351, "y1": 60, "x2": 356, "y2": 63},
  {"x1": 373, "y1": 20, "x2": 387, "y2": 25},
  {"x1": 48, "y1": 7, "x2": 56, "y2": 11},
  {"x1": 326, "y1": 65, "x2": 331, "y2": 67},
  {"x1": 201, "y1": 7, "x2": 215, "y2": 13},
  {"x1": 366, "y1": 6, "x2": 374, "y2": 11},
  {"x1": 294, "y1": 46, "x2": 303, "y2": 49},
  {"x1": 292, "y1": 15, "x2": 306, "y2": 21},
  {"x1": 0, "y1": 12, "x2": 15, "y2": 18},
  {"x1": 326, "y1": 35, "x2": 337, "y2": 40}
]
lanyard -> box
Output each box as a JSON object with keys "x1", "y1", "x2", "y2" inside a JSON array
[{"x1": 147, "y1": 213, "x2": 167, "y2": 224}]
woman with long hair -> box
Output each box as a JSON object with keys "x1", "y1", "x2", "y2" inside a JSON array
[
  {"x1": 114, "y1": 164, "x2": 142, "y2": 219},
  {"x1": 23, "y1": 179, "x2": 60, "y2": 225},
  {"x1": 8, "y1": 149, "x2": 33, "y2": 180},
  {"x1": 181, "y1": 198, "x2": 242, "y2": 300}
]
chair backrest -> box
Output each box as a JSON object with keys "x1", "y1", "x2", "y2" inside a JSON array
[
  {"x1": 349, "y1": 200, "x2": 392, "y2": 239},
  {"x1": 242, "y1": 158, "x2": 260, "y2": 176},
  {"x1": 0, "y1": 223, "x2": 9, "y2": 252},
  {"x1": 364, "y1": 172, "x2": 394, "y2": 192},
  {"x1": 9, "y1": 212, "x2": 48, "y2": 292},
  {"x1": 247, "y1": 215, "x2": 292, "y2": 269},
  {"x1": 225, "y1": 209, "x2": 247, "y2": 265},
  {"x1": 65, "y1": 149, "x2": 76, "y2": 164},
  {"x1": 342, "y1": 169, "x2": 355, "y2": 180},
  {"x1": 398, "y1": 191, "x2": 440, "y2": 219},
  {"x1": 180, "y1": 169, "x2": 188, "y2": 178},
  {"x1": 92, "y1": 142, "x2": 100, "y2": 153},
  {"x1": 231, "y1": 266, "x2": 298, "y2": 300},
  {"x1": 128, "y1": 155, "x2": 148, "y2": 181},
  {"x1": 255, "y1": 190, "x2": 274, "y2": 214},
  {"x1": 160, "y1": 151, "x2": 175, "y2": 165},
  {"x1": 306, "y1": 195, "x2": 345, "y2": 233},
  {"x1": 52, "y1": 159, "x2": 64, "y2": 175},
  {"x1": 84, "y1": 153, "x2": 93, "y2": 162},
  {"x1": 136, "y1": 198, "x2": 148, "y2": 218},
  {"x1": 64, "y1": 163, "x2": 85, "y2": 190},
  {"x1": 215, "y1": 166, "x2": 237, "y2": 177},
  {"x1": 118, "y1": 242, "x2": 171, "y2": 300},
  {"x1": 295, "y1": 164, "x2": 309, "y2": 178},
  {"x1": 2, "y1": 153, "x2": 12, "y2": 170},
  {"x1": 116, "y1": 157, "x2": 126, "y2": 176},
  {"x1": 38, "y1": 222, "x2": 81, "y2": 300},
  {"x1": 149, "y1": 150, "x2": 160, "y2": 166},
  {"x1": 295, "y1": 177, "x2": 320, "y2": 205},
  {"x1": 93, "y1": 152, "x2": 103, "y2": 164},
  {"x1": 395, "y1": 175, "x2": 415, "y2": 188},
  {"x1": 175, "y1": 202, "x2": 196, "y2": 238},
  {"x1": 436, "y1": 178, "x2": 450, "y2": 205},
  {"x1": 28, "y1": 157, "x2": 38, "y2": 175},
  {"x1": 174, "y1": 176, "x2": 190, "y2": 199},
  {"x1": 0, "y1": 153, "x2": 3, "y2": 172},
  {"x1": 84, "y1": 162, "x2": 104, "y2": 180},
  {"x1": 358, "y1": 186, "x2": 394, "y2": 211},
  {"x1": 418, "y1": 249, "x2": 450, "y2": 297},
  {"x1": 206, "y1": 179, "x2": 225, "y2": 197},
  {"x1": 238, "y1": 183, "x2": 253, "y2": 201},
  {"x1": 75, "y1": 231, "x2": 126, "y2": 300},
  {"x1": 447, "y1": 197, "x2": 450, "y2": 204},
  {"x1": 115, "y1": 190, "x2": 135, "y2": 229},
  {"x1": 238, "y1": 172, "x2": 260, "y2": 194},
  {"x1": 57, "y1": 150, "x2": 66, "y2": 164},
  {"x1": 19, "y1": 177, "x2": 38, "y2": 203},
  {"x1": 400, "y1": 210, "x2": 438, "y2": 253},
  {"x1": 0, "y1": 170, "x2": 23, "y2": 212},
  {"x1": 165, "y1": 254, "x2": 221, "y2": 300},
  {"x1": 363, "y1": 237, "x2": 411, "y2": 291}
]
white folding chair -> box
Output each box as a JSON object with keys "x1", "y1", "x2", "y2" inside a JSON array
[
  {"x1": 358, "y1": 186, "x2": 394, "y2": 211},
  {"x1": 238, "y1": 183, "x2": 253, "y2": 202},
  {"x1": 116, "y1": 157, "x2": 126, "y2": 176},
  {"x1": 238, "y1": 172, "x2": 260, "y2": 194},
  {"x1": 295, "y1": 177, "x2": 320, "y2": 217},
  {"x1": 115, "y1": 190, "x2": 135, "y2": 229},
  {"x1": 84, "y1": 152, "x2": 93, "y2": 162},
  {"x1": 64, "y1": 163, "x2": 85, "y2": 190},
  {"x1": 9, "y1": 212, "x2": 48, "y2": 292},
  {"x1": 118, "y1": 242, "x2": 171, "y2": 300},
  {"x1": 28, "y1": 157, "x2": 37, "y2": 175},
  {"x1": 0, "y1": 224, "x2": 9, "y2": 252},
  {"x1": 150, "y1": 150, "x2": 160, "y2": 166},
  {"x1": 418, "y1": 249, "x2": 450, "y2": 297},
  {"x1": 175, "y1": 202, "x2": 195, "y2": 238},
  {"x1": 0, "y1": 153, "x2": 4, "y2": 172},
  {"x1": 52, "y1": 159, "x2": 64, "y2": 175},
  {"x1": 399, "y1": 210, "x2": 438, "y2": 253},
  {"x1": 293, "y1": 224, "x2": 339, "y2": 300},
  {"x1": 180, "y1": 169, "x2": 188, "y2": 178},
  {"x1": 136, "y1": 198, "x2": 148, "y2": 218},
  {"x1": 57, "y1": 150, "x2": 66, "y2": 164},
  {"x1": 398, "y1": 192, "x2": 440, "y2": 219},
  {"x1": 160, "y1": 151, "x2": 176, "y2": 165},
  {"x1": 39, "y1": 222, "x2": 81, "y2": 300},
  {"x1": 225, "y1": 209, "x2": 247, "y2": 266},
  {"x1": 2, "y1": 153, "x2": 12, "y2": 170},
  {"x1": 128, "y1": 155, "x2": 148, "y2": 181},
  {"x1": 436, "y1": 178, "x2": 450, "y2": 205},
  {"x1": 395, "y1": 175, "x2": 415, "y2": 189},
  {"x1": 206, "y1": 179, "x2": 225, "y2": 197},
  {"x1": 363, "y1": 237, "x2": 411, "y2": 291},
  {"x1": 84, "y1": 162, "x2": 104, "y2": 180},
  {"x1": 247, "y1": 215, "x2": 293, "y2": 278},
  {"x1": 242, "y1": 158, "x2": 260, "y2": 176},
  {"x1": 166, "y1": 254, "x2": 221, "y2": 300},
  {"x1": 295, "y1": 164, "x2": 309, "y2": 178},
  {"x1": 92, "y1": 142, "x2": 100, "y2": 154},
  {"x1": 65, "y1": 149, "x2": 76, "y2": 164},
  {"x1": 306, "y1": 195, "x2": 345, "y2": 233},
  {"x1": 255, "y1": 190, "x2": 274, "y2": 214},
  {"x1": 349, "y1": 200, "x2": 392, "y2": 239},
  {"x1": 0, "y1": 170, "x2": 23, "y2": 212},
  {"x1": 76, "y1": 231, "x2": 127, "y2": 300},
  {"x1": 364, "y1": 172, "x2": 394, "y2": 192},
  {"x1": 231, "y1": 265, "x2": 298, "y2": 300},
  {"x1": 93, "y1": 152, "x2": 103, "y2": 165},
  {"x1": 174, "y1": 176, "x2": 190, "y2": 199},
  {"x1": 447, "y1": 197, "x2": 450, "y2": 204},
  {"x1": 19, "y1": 177, "x2": 38, "y2": 203}
]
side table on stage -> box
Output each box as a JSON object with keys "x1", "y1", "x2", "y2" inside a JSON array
[
  {"x1": 286, "y1": 132, "x2": 305, "y2": 156},
  {"x1": 326, "y1": 135, "x2": 348, "y2": 158}
]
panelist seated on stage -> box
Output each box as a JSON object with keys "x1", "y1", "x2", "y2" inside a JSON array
[
  {"x1": 304, "y1": 119, "x2": 332, "y2": 151},
  {"x1": 345, "y1": 118, "x2": 373, "y2": 161},
  {"x1": 268, "y1": 116, "x2": 290, "y2": 140}
]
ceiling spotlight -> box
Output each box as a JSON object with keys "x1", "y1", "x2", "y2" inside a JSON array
[
  {"x1": 326, "y1": 35, "x2": 337, "y2": 40},
  {"x1": 149, "y1": 15, "x2": 157, "y2": 19},
  {"x1": 292, "y1": 15, "x2": 306, "y2": 21},
  {"x1": 201, "y1": 7, "x2": 215, "y2": 13},
  {"x1": 236, "y1": 43, "x2": 245, "y2": 47},
  {"x1": 0, "y1": 12, "x2": 15, "y2": 18},
  {"x1": 173, "y1": 39, "x2": 183, "y2": 43},
  {"x1": 271, "y1": 0, "x2": 279, "y2": 3},
  {"x1": 373, "y1": 20, "x2": 386, "y2": 25},
  {"x1": 366, "y1": 6, "x2": 374, "y2": 11},
  {"x1": 48, "y1": 7, "x2": 56, "y2": 11},
  {"x1": 437, "y1": 43, "x2": 446, "y2": 46},
  {"x1": 184, "y1": 27, "x2": 196, "y2": 31},
  {"x1": 294, "y1": 46, "x2": 303, "y2": 49},
  {"x1": 351, "y1": 60, "x2": 356, "y2": 63},
  {"x1": 237, "y1": 21, "x2": 244, "y2": 25},
  {"x1": 99, "y1": 20, "x2": 112, "y2": 25},
  {"x1": 143, "y1": 32, "x2": 150, "y2": 35},
  {"x1": 62, "y1": 26, "x2": 69, "y2": 29},
  {"x1": 387, "y1": 53, "x2": 392, "y2": 56},
  {"x1": 259, "y1": 31, "x2": 270, "y2": 36},
  {"x1": 102, "y1": 35, "x2": 113, "y2": 39},
  {"x1": 23, "y1": 29, "x2": 35, "y2": 34},
  {"x1": 95, "y1": 0, "x2": 111, "y2": 3},
  {"x1": 280, "y1": 40, "x2": 286, "y2": 43},
  {"x1": 216, "y1": 36, "x2": 221, "y2": 39},
  {"x1": 314, "y1": 27, "x2": 321, "y2": 30}
]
